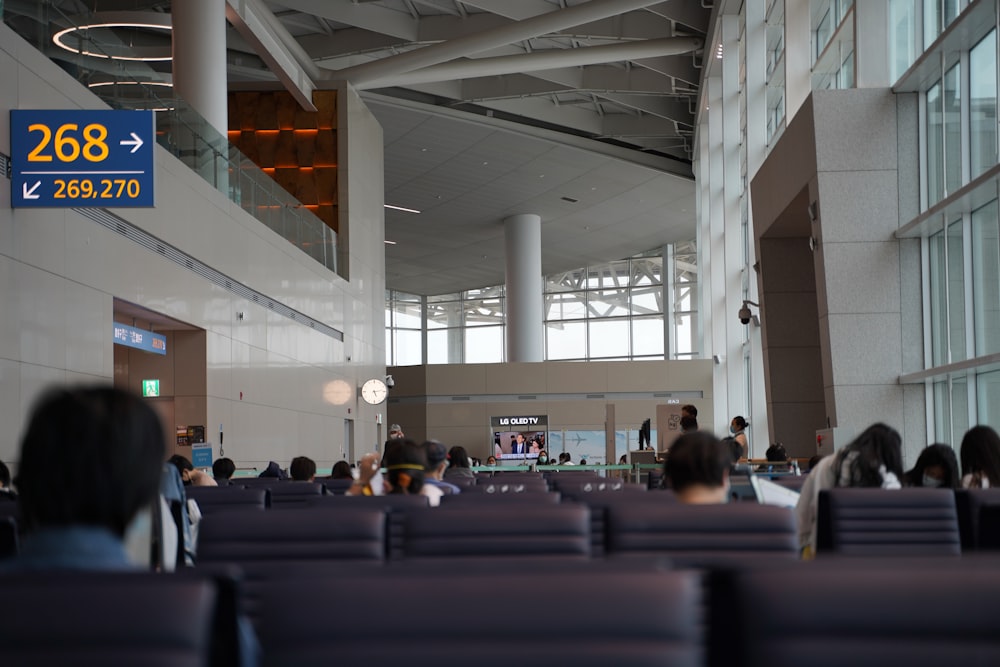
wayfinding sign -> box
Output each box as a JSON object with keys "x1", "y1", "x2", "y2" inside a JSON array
[{"x1": 10, "y1": 110, "x2": 154, "y2": 208}]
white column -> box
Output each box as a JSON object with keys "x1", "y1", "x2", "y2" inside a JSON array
[
  {"x1": 504, "y1": 214, "x2": 544, "y2": 362},
  {"x1": 173, "y1": 0, "x2": 228, "y2": 137}
]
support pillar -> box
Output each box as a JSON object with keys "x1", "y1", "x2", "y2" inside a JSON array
[
  {"x1": 504, "y1": 214, "x2": 544, "y2": 362},
  {"x1": 173, "y1": 0, "x2": 228, "y2": 137}
]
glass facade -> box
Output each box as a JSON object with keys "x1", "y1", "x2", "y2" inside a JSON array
[
  {"x1": 386, "y1": 244, "x2": 697, "y2": 366},
  {"x1": 914, "y1": 4, "x2": 999, "y2": 440}
]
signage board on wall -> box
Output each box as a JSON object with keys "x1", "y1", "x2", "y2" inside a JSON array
[
  {"x1": 10, "y1": 109, "x2": 155, "y2": 208},
  {"x1": 191, "y1": 442, "x2": 213, "y2": 468},
  {"x1": 113, "y1": 323, "x2": 166, "y2": 356},
  {"x1": 490, "y1": 415, "x2": 549, "y2": 428}
]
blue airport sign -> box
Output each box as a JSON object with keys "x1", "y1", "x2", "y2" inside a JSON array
[
  {"x1": 113, "y1": 323, "x2": 167, "y2": 356},
  {"x1": 10, "y1": 109, "x2": 154, "y2": 208}
]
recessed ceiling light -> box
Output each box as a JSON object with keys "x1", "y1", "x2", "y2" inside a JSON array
[
  {"x1": 482, "y1": 161, "x2": 489, "y2": 166},
  {"x1": 420, "y1": 148, "x2": 428, "y2": 152},
  {"x1": 384, "y1": 204, "x2": 421, "y2": 214},
  {"x1": 384, "y1": 240, "x2": 397, "y2": 245}
]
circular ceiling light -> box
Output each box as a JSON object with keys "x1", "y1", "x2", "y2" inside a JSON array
[
  {"x1": 88, "y1": 80, "x2": 176, "y2": 111},
  {"x1": 53, "y1": 12, "x2": 172, "y2": 62}
]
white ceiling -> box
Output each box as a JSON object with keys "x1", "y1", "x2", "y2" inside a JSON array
[{"x1": 14, "y1": 0, "x2": 709, "y2": 295}]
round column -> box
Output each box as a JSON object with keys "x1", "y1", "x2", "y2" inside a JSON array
[
  {"x1": 504, "y1": 214, "x2": 544, "y2": 362},
  {"x1": 172, "y1": 0, "x2": 228, "y2": 137}
]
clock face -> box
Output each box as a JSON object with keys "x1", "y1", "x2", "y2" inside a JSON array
[{"x1": 361, "y1": 378, "x2": 388, "y2": 405}]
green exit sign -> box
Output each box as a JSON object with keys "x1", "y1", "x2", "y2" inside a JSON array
[{"x1": 142, "y1": 379, "x2": 160, "y2": 397}]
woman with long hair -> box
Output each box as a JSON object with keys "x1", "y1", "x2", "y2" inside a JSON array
[{"x1": 960, "y1": 426, "x2": 1000, "y2": 489}]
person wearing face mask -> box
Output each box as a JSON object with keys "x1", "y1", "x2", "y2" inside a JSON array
[
  {"x1": 902, "y1": 443, "x2": 960, "y2": 489},
  {"x1": 535, "y1": 449, "x2": 551, "y2": 467}
]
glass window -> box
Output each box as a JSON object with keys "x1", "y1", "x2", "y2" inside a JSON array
[
  {"x1": 394, "y1": 328, "x2": 422, "y2": 366},
  {"x1": 978, "y1": 369, "x2": 1000, "y2": 425},
  {"x1": 972, "y1": 200, "x2": 1000, "y2": 356},
  {"x1": 950, "y1": 376, "x2": 969, "y2": 448},
  {"x1": 546, "y1": 321, "x2": 587, "y2": 360},
  {"x1": 926, "y1": 81, "x2": 944, "y2": 206},
  {"x1": 923, "y1": 0, "x2": 941, "y2": 49},
  {"x1": 545, "y1": 292, "x2": 587, "y2": 320},
  {"x1": 633, "y1": 316, "x2": 666, "y2": 356},
  {"x1": 589, "y1": 290, "x2": 631, "y2": 318},
  {"x1": 427, "y1": 329, "x2": 453, "y2": 365},
  {"x1": 466, "y1": 326, "x2": 504, "y2": 363},
  {"x1": 889, "y1": 0, "x2": 919, "y2": 82},
  {"x1": 589, "y1": 319, "x2": 630, "y2": 358},
  {"x1": 970, "y1": 31, "x2": 997, "y2": 179},
  {"x1": 947, "y1": 219, "x2": 966, "y2": 363},
  {"x1": 630, "y1": 286, "x2": 662, "y2": 314},
  {"x1": 933, "y1": 380, "x2": 951, "y2": 443},
  {"x1": 463, "y1": 298, "x2": 504, "y2": 326},
  {"x1": 928, "y1": 228, "x2": 949, "y2": 366},
  {"x1": 426, "y1": 300, "x2": 463, "y2": 329},
  {"x1": 944, "y1": 64, "x2": 962, "y2": 197}
]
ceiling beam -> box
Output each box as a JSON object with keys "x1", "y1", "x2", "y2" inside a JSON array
[
  {"x1": 272, "y1": 0, "x2": 420, "y2": 40},
  {"x1": 353, "y1": 37, "x2": 702, "y2": 90},
  {"x1": 645, "y1": 1, "x2": 712, "y2": 32},
  {"x1": 600, "y1": 114, "x2": 683, "y2": 138},
  {"x1": 226, "y1": 0, "x2": 319, "y2": 110},
  {"x1": 326, "y1": 0, "x2": 674, "y2": 86}
]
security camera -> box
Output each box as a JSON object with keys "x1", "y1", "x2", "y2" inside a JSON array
[
  {"x1": 385, "y1": 374, "x2": 395, "y2": 389},
  {"x1": 738, "y1": 300, "x2": 760, "y2": 326}
]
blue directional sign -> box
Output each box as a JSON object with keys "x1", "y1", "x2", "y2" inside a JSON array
[
  {"x1": 113, "y1": 323, "x2": 167, "y2": 356},
  {"x1": 10, "y1": 109, "x2": 154, "y2": 208}
]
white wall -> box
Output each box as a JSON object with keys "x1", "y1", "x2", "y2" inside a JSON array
[{"x1": 0, "y1": 25, "x2": 385, "y2": 472}]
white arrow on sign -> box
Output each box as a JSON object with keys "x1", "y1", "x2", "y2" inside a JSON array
[
  {"x1": 22, "y1": 181, "x2": 41, "y2": 200},
  {"x1": 119, "y1": 132, "x2": 144, "y2": 153}
]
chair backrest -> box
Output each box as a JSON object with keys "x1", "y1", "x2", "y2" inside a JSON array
[
  {"x1": 0, "y1": 570, "x2": 225, "y2": 667},
  {"x1": 0, "y1": 515, "x2": 18, "y2": 559},
  {"x1": 955, "y1": 488, "x2": 1000, "y2": 550},
  {"x1": 817, "y1": 488, "x2": 960, "y2": 556},
  {"x1": 322, "y1": 478, "x2": 355, "y2": 495},
  {"x1": 267, "y1": 482, "x2": 325, "y2": 507},
  {"x1": 198, "y1": 507, "x2": 386, "y2": 564},
  {"x1": 714, "y1": 560, "x2": 1000, "y2": 667},
  {"x1": 767, "y1": 476, "x2": 807, "y2": 493},
  {"x1": 257, "y1": 568, "x2": 702, "y2": 667},
  {"x1": 607, "y1": 503, "x2": 798, "y2": 565},
  {"x1": 444, "y1": 476, "x2": 476, "y2": 488},
  {"x1": 438, "y1": 491, "x2": 561, "y2": 507},
  {"x1": 398, "y1": 504, "x2": 591, "y2": 561},
  {"x1": 467, "y1": 480, "x2": 549, "y2": 494},
  {"x1": 564, "y1": 489, "x2": 676, "y2": 557},
  {"x1": 555, "y1": 480, "x2": 646, "y2": 496},
  {"x1": 186, "y1": 486, "x2": 269, "y2": 514}
]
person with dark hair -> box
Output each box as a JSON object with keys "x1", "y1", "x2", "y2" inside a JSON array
[
  {"x1": 807, "y1": 455, "x2": 823, "y2": 471},
  {"x1": 663, "y1": 431, "x2": 732, "y2": 504},
  {"x1": 0, "y1": 460, "x2": 16, "y2": 502},
  {"x1": 485, "y1": 455, "x2": 498, "y2": 466},
  {"x1": 212, "y1": 457, "x2": 236, "y2": 484},
  {"x1": 765, "y1": 443, "x2": 788, "y2": 463},
  {"x1": 681, "y1": 404, "x2": 698, "y2": 419},
  {"x1": 422, "y1": 441, "x2": 461, "y2": 495},
  {"x1": 680, "y1": 415, "x2": 699, "y2": 433},
  {"x1": 258, "y1": 461, "x2": 287, "y2": 480},
  {"x1": 730, "y1": 416, "x2": 749, "y2": 457},
  {"x1": 558, "y1": 452, "x2": 574, "y2": 465},
  {"x1": 960, "y1": 425, "x2": 1000, "y2": 489},
  {"x1": 168, "y1": 454, "x2": 217, "y2": 487},
  {"x1": 443, "y1": 446, "x2": 475, "y2": 480},
  {"x1": 903, "y1": 444, "x2": 960, "y2": 488},
  {"x1": 535, "y1": 449, "x2": 551, "y2": 466},
  {"x1": 351, "y1": 440, "x2": 442, "y2": 506},
  {"x1": 329, "y1": 460, "x2": 354, "y2": 480},
  {"x1": 795, "y1": 423, "x2": 903, "y2": 557},
  {"x1": 12, "y1": 386, "x2": 165, "y2": 567},
  {"x1": 289, "y1": 456, "x2": 317, "y2": 482}
]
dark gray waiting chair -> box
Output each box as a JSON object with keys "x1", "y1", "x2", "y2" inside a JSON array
[
  {"x1": 186, "y1": 486, "x2": 269, "y2": 514},
  {"x1": 817, "y1": 488, "x2": 960, "y2": 556}
]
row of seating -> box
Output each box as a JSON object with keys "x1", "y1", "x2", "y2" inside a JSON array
[{"x1": 6, "y1": 556, "x2": 1000, "y2": 667}]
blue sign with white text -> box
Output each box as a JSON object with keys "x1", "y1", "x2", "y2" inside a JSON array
[
  {"x1": 113, "y1": 323, "x2": 167, "y2": 356},
  {"x1": 10, "y1": 110, "x2": 154, "y2": 208}
]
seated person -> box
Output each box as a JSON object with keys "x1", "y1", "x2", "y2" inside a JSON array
[
  {"x1": 11, "y1": 386, "x2": 166, "y2": 569},
  {"x1": 289, "y1": 456, "x2": 316, "y2": 482},
  {"x1": 329, "y1": 460, "x2": 354, "y2": 480},
  {"x1": 443, "y1": 447, "x2": 475, "y2": 480},
  {"x1": 168, "y1": 454, "x2": 217, "y2": 487},
  {"x1": 663, "y1": 431, "x2": 731, "y2": 504},
  {"x1": 258, "y1": 461, "x2": 288, "y2": 479},
  {"x1": 902, "y1": 443, "x2": 960, "y2": 488},
  {"x1": 212, "y1": 457, "x2": 236, "y2": 485},
  {"x1": 422, "y1": 441, "x2": 461, "y2": 495},
  {"x1": 795, "y1": 423, "x2": 902, "y2": 557},
  {"x1": 558, "y1": 452, "x2": 575, "y2": 465},
  {"x1": 349, "y1": 440, "x2": 443, "y2": 506}
]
